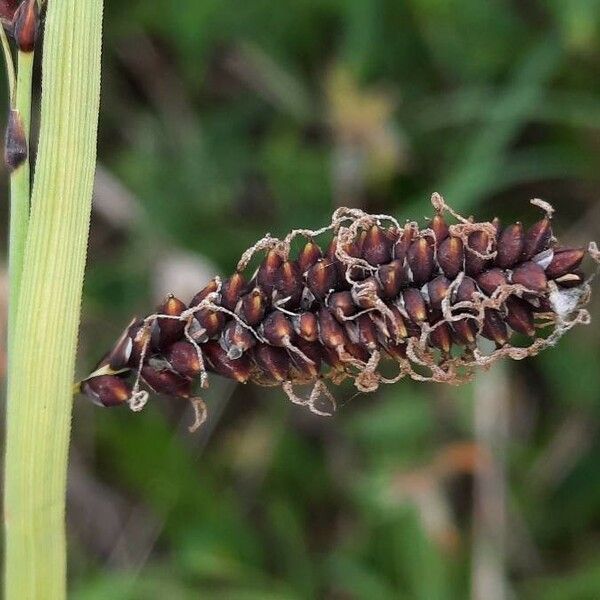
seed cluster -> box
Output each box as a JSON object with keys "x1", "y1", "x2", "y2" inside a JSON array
[{"x1": 79, "y1": 194, "x2": 597, "y2": 430}]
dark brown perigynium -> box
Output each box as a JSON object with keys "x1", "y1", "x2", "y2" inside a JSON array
[{"x1": 79, "y1": 194, "x2": 598, "y2": 430}]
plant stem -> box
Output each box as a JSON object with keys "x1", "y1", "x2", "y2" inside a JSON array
[
  {"x1": 7, "y1": 50, "x2": 34, "y2": 355},
  {"x1": 3, "y1": 1, "x2": 104, "y2": 598}
]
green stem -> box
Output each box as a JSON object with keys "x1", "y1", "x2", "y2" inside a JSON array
[
  {"x1": 7, "y1": 50, "x2": 34, "y2": 355},
  {"x1": 3, "y1": 1, "x2": 104, "y2": 598}
]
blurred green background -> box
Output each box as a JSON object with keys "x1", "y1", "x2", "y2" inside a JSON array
[{"x1": 4, "y1": 0, "x2": 600, "y2": 598}]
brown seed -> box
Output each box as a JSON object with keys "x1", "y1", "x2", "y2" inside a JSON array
[
  {"x1": 322, "y1": 345, "x2": 347, "y2": 371},
  {"x1": 294, "y1": 312, "x2": 319, "y2": 342},
  {"x1": 465, "y1": 230, "x2": 490, "y2": 276},
  {"x1": 165, "y1": 341, "x2": 201, "y2": 379},
  {"x1": 203, "y1": 340, "x2": 252, "y2": 383},
  {"x1": 13, "y1": 0, "x2": 38, "y2": 52},
  {"x1": 477, "y1": 268, "x2": 507, "y2": 296},
  {"x1": 102, "y1": 319, "x2": 136, "y2": 371},
  {"x1": 252, "y1": 344, "x2": 290, "y2": 382},
  {"x1": 221, "y1": 272, "x2": 247, "y2": 311},
  {"x1": 157, "y1": 295, "x2": 187, "y2": 349},
  {"x1": 328, "y1": 291, "x2": 356, "y2": 322},
  {"x1": 306, "y1": 259, "x2": 337, "y2": 301},
  {"x1": 481, "y1": 309, "x2": 508, "y2": 346},
  {"x1": 511, "y1": 261, "x2": 547, "y2": 293},
  {"x1": 297, "y1": 240, "x2": 323, "y2": 273},
  {"x1": 385, "y1": 342, "x2": 407, "y2": 361},
  {"x1": 351, "y1": 276, "x2": 382, "y2": 309},
  {"x1": 378, "y1": 259, "x2": 407, "y2": 298},
  {"x1": 452, "y1": 319, "x2": 477, "y2": 345},
  {"x1": 545, "y1": 248, "x2": 585, "y2": 279},
  {"x1": 455, "y1": 276, "x2": 478, "y2": 303},
  {"x1": 431, "y1": 214, "x2": 449, "y2": 242},
  {"x1": 407, "y1": 237, "x2": 435, "y2": 285},
  {"x1": 427, "y1": 275, "x2": 451, "y2": 310},
  {"x1": 384, "y1": 305, "x2": 408, "y2": 342},
  {"x1": 522, "y1": 218, "x2": 552, "y2": 260},
  {"x1": 240, "y1": 288, "x2": 267, "y2": 325},
  {"x1": 194, "y1": 307, "x2": 226, "y2": 338},
  {"x1": 273, "y1": 260, "x2": 303, "y2": 308},
  {"x1": 257, "y1": 250, "x2": 283, "y2": 297},
  {"x1": 496, "y1": 223, "x2": 524, "y2": 268},
  {"x1": 402, "y1": 288, "x2": 427, "y2": 322},
  {"x1": 362, "y1": 225, "x2": 392, "y2": 266},
  {"x1": 393, "y1": 223, "x2": 415, "y2": 263},
  {"x1": 288, "y1": 340, "x2": 321, "y2": 382},
  {"x1": 220, "y1": 321, "x2": 256, "y2": 359},
  {"x1": 82, "y1": 375, "x2": 131, "y2": 407},
  {"x1": 318, "y1": 308, "x2": 349, "y2": 349},
  {"x1": 141, "y1": 365, "x2": 192, "y2": 398},
  {"x1": 437, "y1": 236, "x2": 464, "y2": 279},
  {"x1": 190, "y1": 279, "x2": 220, "y2": 307},
  {"x1": 429, "y1": 322, "x2": 452, "y2": 353},
  {"x1": 505, "y1": 297, "x2": 535, "y2": 337},
  {"x1": 262, "y1": 311, "x2": 296, "y2": 346},
  {"x1": 355, "y1": 313, "x2": 380, "y2": 351}
]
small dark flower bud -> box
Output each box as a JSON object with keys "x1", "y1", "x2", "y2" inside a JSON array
[
  {"x1": 545, "y1": 248, "x2": 585, "y2": 279},
  {"x1": 522, "y1": 218, "x2": 552, "y2": 260},
  {"x1": 407, "y1": 237, "x2": 435, "y2": 285},
  {"x1": 511, "y1": 261, "x2": 547, "y2": 293},
  {"x1": 252, "y1": 344, "x2": 290, "y2": 382},
  {"x1": 465, "y1": 230, "x2": 490, "y2": 276},
  {"x1": 141, "y1": 365, "x2": 192, "y2": 398},
  {"x1": 427, "y1": 275, "x2": 451, "y2": 310},
  {"x1": 393, "y1": 223, "x2": 415, "y2": 263},
  {"x1": 496, "y1": 223, "x2": 524, "y2": 268},
  {"x1": 328, "y1": 291, "x2": 356, "y2": 322},
  {"x1": 297, "y1": 240, "x2": 322, "y2": 273},
  {"x1": 377, "y1": 259, "x2": 407, "y2": 298},
  {"x1": 274, "y1": 260, "x2": 303, "y2": 308},
  {"x1": 203, "y1": 340, "x2": 252, "y2": 383},
  {"x1": 257, "y1": 250, "x2": 283, "y2": 297},
  {"x1": 477, "y1": 268, "x2": 507, "y2": 296},
  {"x1": 220, "y1": 320, "x2": 256, "y2": 359},
  {"x1": 262, "y1": 311, "x2": 296, "y2": 346},
  {"x1": 102, "y1": 319, "x2": 136, "y2": 371},
  {"x1": 306, "y1": 259, "x2": 337, "y2": 301},
  {"x1": 384, "y1": 305, "x2": 408, "y2": 342},
  {"x1": 165, "y1": 341, "x2": 202, "y2": 379},
  {"x1": 13, "y1": 0, "x2": 38, "y2": 52},
  {"x1": 402, "y1": 288, "x2": 427, "y2": 322},
  {"x1": 437, "y1": 236, "x2": 464, "y2": 279},
  {"x1": 505, "y1": 296, "x2": 535, "y2": 337},
  {"x1": 221, "y1": 272, "x2": 247, "y2": 311},
  {"x1": 82, "y1": 375, "x2": 131, "y2": 407},
  {"x1": 156, "y1": 295, "x2": 186, "y2": 349},
  {"x1": 362, "y1": 225, "x2": 392, "y2": 266},
  {"x1": 431, "y1": 214, "x2": 449, "y2": 242},
  {"x1": 481, "y1": 309, "x2": 508, "y2": 346},
  {"x1": 294, "y1": 312, "x2": 319, "y2": 342},
  {"x1": 4, "y1": 109, "x2": 27, "y2": 171},
  {"x1": 240, "y1": 288, "x2": 267, "y2": 325}
]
